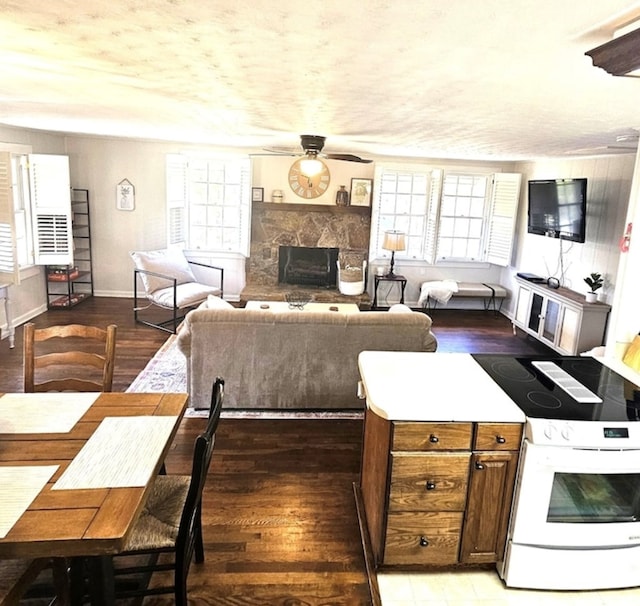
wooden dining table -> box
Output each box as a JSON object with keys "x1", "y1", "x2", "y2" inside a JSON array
[{"x1": 0, "y1": 391, "x2": 188, "y2": 605}]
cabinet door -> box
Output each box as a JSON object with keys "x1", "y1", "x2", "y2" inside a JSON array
[
  {"x1": 514, "y1": 285, "x2": 532, "y2": 327},
  {"x1": 527, "y1": 293, "x2": 543, "y2": 333},
  {"x1": 540, "y1": 298, "x2": 560, "y2": 345},
  {"x1": 459, "y1": 451, "x2": 518, "y2": 564},
  {"x1": 557, "y1": 306, "x2": 580, "y2": 354}
]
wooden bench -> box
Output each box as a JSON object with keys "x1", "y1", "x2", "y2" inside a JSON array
[{"x1": 420, "y1": 281, "x2": 508, "y2": 314}]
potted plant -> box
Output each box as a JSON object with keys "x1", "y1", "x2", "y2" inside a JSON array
[{"x1": 583, "y1": 272, "x2": 603, "y2": 303}]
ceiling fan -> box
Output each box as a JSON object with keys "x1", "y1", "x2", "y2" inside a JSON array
[{"x1": 264, "y1": 134, "x2": 373, "y2": 164}]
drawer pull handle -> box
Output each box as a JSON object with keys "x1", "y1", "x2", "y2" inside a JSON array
[
  {"x1": 419, "y1": 536, "x2": 429, "y2": 547},
  {"x1": 475, "y1": 461, "x2": 485, "y2": 470},
  {"x1": 429, "y1": 434, "x2": 439, "y2": 443},
  {"x1": 496, "y1": 435, "x2": 506, "y2": 444},
  {"x1": 425, "y1": 480, "x2": 436, "y2": 490}
]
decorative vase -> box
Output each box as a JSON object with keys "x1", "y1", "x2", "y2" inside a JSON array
[
  {"x1": 271, "y1": 189, "x2": 283, "y2": 203},
  {"x1": 335, "y1": 185, "x2": 349, "y2": 206},
  {"x1": 585, "y1": 292, "x2": 597, "y2": 303}
]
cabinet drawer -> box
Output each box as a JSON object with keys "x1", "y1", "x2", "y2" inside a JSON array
[
  {"x1": 384, "y1": 511, "x2": 463, "y2": 566},
  {"x1": 392, "y1": 422, "x2": 472, "y2": 451},
  {"x1": 474, "y1": 423, "x2": 522, "y2": 451},
  {"x1": 389, "y1": 453, "x2": 470, "y2": 512}
]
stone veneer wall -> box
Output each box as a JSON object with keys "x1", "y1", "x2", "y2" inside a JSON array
[{"x1": 246, "y1": 203, "x2": 371, "y2": 285}]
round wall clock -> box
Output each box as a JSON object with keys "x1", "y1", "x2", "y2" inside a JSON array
[{"x1": 288, "y1": 158, "x2": 331, "y2": 199}]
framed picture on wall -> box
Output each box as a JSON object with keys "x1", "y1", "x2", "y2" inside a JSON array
[
  {"x1": 116, "y1": 178, "x2": 135, "y2": 211},
  {"x1": 252, "y1": 187, "x2": 264, "y2": 202},
  {"x1": 350, "y1": 178, "x2": 372, "y2": 207}
]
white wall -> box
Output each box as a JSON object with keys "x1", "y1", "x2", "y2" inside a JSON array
[{"x1": 502, "y1": 154, "x2": 635, "y2": 319}]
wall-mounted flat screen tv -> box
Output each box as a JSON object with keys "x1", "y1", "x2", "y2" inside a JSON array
[{"x1": 527, "y1": 178, "x2": 587, "y2": 243}]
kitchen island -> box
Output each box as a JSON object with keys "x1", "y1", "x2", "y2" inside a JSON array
[{"x1": 357, "y1": 351, "x2": 525, "y2": 570}]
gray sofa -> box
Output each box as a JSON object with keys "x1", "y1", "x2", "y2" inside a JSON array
[{"x1": 176, "y1": 306, "x2": 437, "y2": 409}]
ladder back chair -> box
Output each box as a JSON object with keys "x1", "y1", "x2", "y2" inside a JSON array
[
  {"x1": 72, "y1": 378, "x2": 225, "y2": 605},
  {"x1": 23, "y1": 323, "x2": 117, "y2": 392}
]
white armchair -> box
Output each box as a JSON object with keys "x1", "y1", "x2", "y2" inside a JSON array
[{"x1": 131, "y1": 249, "x2": 224, "y2": 334}]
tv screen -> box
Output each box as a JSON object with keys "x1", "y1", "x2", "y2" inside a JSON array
[{"x1": 527, "y1": 178, "x2": 587, "y2": 243}]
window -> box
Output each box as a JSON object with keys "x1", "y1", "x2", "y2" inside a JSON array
[
  {"x1": 166, "y1": 154, "x2": 251, "y2": 255},
  {"x1": 370, "y1": 164, "x2": 521, "y2": 266},
  {"x1": 438, "y1": 174, "x2": 487, "y2": 261},
  {"x1": 0, "y1": 151, "x2": 72, "y2": 284}
]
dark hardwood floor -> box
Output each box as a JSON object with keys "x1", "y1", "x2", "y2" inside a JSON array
[{"x1": 1, "y1": 298, "x2": 553, "y2": 605}]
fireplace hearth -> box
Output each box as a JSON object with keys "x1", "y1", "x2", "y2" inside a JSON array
[{"x1": 278, "y1": 246, "x2": 339, "y2": 288}]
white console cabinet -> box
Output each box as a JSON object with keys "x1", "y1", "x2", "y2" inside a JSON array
[{"x1": 513, "y1": 278, "x2": 610, "y2": 355}]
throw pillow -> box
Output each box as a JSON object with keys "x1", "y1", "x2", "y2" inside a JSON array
[
  {"x1": 206, "y1": 295, "x2": 234, "y2": 310},
  {"x1": 623, "y1": 335, "x2": 640, "y2": 373},
  {"x1": 131, "y1": 249, "x2": 196, "y2": 294}
]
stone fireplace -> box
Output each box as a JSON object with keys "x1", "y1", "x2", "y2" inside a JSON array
[{"x1": 241, "y1": 202, "x2": 371, "y2": 306}]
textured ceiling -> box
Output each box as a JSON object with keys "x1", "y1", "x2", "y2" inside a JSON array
[{"x1": 2, "y1": 0, "x2": 640, "y2": 160}]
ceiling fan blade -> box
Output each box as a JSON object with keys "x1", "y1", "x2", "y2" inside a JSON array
[
  {"x1": 325, "y1": 153, "x2": 373, "y2": 163},
  {"x1": 261, "y1": 146, "x2": 301, "y2": 155}
]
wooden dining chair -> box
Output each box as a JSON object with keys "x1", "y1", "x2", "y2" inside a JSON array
[
  {"x1": 80, "y1": 377, "x2": 225, "y2": 605},
  {"x1": 23, "y1": 322, "x2": 117, "y2": 392}
]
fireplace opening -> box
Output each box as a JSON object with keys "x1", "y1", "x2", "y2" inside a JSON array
[{"x1": 278, "y1": 246, "x2": 339, "y2": 288}]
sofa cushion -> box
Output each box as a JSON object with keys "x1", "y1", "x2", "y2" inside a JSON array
[
  {"x1": 131, "y1": 249, "x2": 196, "y2": 294},
  {"x1": 205, "y1": 294, "x2": 235, "y2": 310}
]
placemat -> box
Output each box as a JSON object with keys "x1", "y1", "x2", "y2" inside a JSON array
[
  {"x1": 0, "y1": 466, "x2": 58, "y2": 538},
  {"x1": 0, "y1": 393, "x2": 98, "y2": 433},
  {"x1": 52, "y1": 416, "x2": 178, "y2": 490}
]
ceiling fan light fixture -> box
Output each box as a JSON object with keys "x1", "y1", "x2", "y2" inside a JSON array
[{"x1": 299, "y1": 154, "x2": 324, "y2": 177}]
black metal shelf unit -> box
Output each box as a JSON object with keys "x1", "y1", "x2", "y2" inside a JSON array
[{"x1": 45, "y1": 188, "x2": 94, "y2": 309}]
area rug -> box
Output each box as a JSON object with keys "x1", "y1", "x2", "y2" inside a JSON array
[
  {"x1": 126, "y1": 335, "x2": 186, "y2": 394},
  {"x1": 126, "y1": 335, "x2": 363, "y2": 420}
]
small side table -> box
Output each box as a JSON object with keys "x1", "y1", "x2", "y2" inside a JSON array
[{"x1": 372, "y1": 274, "x2": 407, "y2": 310}]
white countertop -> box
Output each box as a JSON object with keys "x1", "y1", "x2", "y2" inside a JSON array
[{"x1": 358, "y1": 351, "x2": 526, "y2": 423}]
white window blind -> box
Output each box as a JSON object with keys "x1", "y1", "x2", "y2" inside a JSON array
[
  {"x1": 485, "y1": 173, "x2": 522, "y2": 266},
  {"x1": 29, "y1": 154, "x2": 72, "y2": 266}
]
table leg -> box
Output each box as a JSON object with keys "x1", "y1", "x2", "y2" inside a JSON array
[
  {"x1": 399, "y1": 280, "x2": 406, "y2": 304},
  {"x1": 69, "y1": 556, "x2": 116, "y2": 606}
]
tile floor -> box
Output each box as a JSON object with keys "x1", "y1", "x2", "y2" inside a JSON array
[{"x1": 378, "y1": 570, "x2": 640, "y2": 606}]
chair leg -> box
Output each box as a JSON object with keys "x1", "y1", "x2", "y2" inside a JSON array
[{"x1": 194, "y1": 514, "x2": 204, "y2": 563}]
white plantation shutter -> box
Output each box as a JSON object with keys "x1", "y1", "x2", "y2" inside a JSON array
[
  {"x1": 485, "y1": 173, "x2": 522, "y2": 266},
  {"x1": 0, "y1": 152, "x2": 20, "y2": 284},
  {"x1": 29, "y1": 154, "x2": 72, "y2": 265},
  {"x1": 423, "y1": 169, "x2": 442, "y2": 264},
  {"x1": 166, "y1": 154, "x2": 188, "y2": 248}
]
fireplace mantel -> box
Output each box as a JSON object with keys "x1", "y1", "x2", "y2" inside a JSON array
[{"x1": 253, "y1": 202, "x2": 371, "y2": 215}]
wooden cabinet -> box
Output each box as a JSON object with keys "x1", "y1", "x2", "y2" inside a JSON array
[
  {"x1": 45, "y1": 189, "x2": 94, "y2": 309},
  {"x1": 359, "y1": 412, "x2": 522, "y2": 568},
  {"x1": 512, "y1": 278, "x2": 610, "y2": 355}
]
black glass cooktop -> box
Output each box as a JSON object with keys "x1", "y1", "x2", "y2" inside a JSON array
[{"x1": 472, "y1": 354, "x2": 640, "y2": 422}]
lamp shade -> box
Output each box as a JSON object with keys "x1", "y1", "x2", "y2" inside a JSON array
[
  {"x1": 382, "y1": 230, "x2": 406, "y2": 252},
  {"x1": 299, "y1": 157, "x2": 323, "y2": 177}
]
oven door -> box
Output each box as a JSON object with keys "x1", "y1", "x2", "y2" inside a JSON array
[{"x1": 510, "y1": 440, "x2": 640, "y2": 548}]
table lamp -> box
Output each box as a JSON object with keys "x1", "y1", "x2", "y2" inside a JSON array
[{"x1": 382, "y1": 230, "x2": 406, "y2": 277}]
